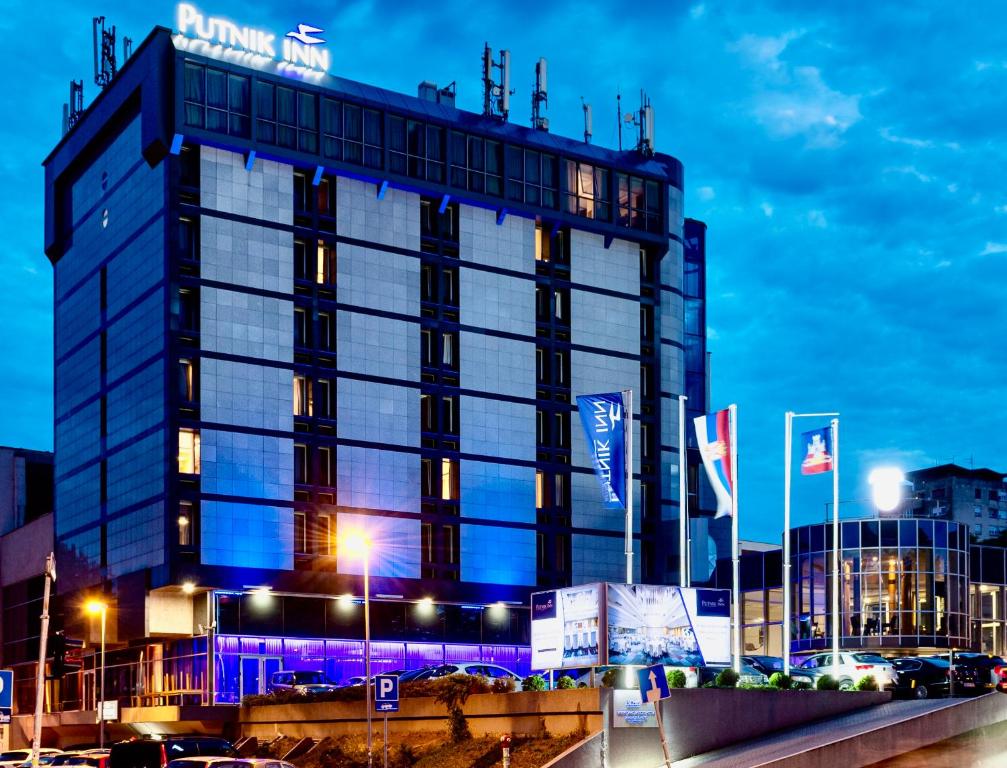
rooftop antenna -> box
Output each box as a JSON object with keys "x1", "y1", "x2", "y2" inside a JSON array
[
  {"x1": 123, "y1": 35, "x2": 133, "y2": 62},
  {"x1": 581, "y1": 98, "x2": 592, "y2": 144},
  {"x1": 62, "y1": 80, "x2": 84, "y2": 136},
  {"x1": 92, "y1": 16, "x2": 117, "y2": 88},
  {"x1": 616, "y1": 90, "x2": 622, "y2": 150},
  {"x1": 531, "y1": 57, "x2": 548, "y2": 131},
  {"x1": 481, "y1": 42, "x2": 514, "y2": 121},
  {"x1": 627, "y1": 90, "x2": 655, "y2": 156}
]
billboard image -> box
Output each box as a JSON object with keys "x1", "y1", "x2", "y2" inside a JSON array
[
  {"x1": 606, "y1": 584, "x2": 730, "y2": 667},
  {"x1": 531, "y1": 584, "x2": 601, "y2": 670}
]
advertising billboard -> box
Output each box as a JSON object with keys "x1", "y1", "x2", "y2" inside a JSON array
[
  {"x1": 530, "y1": 584, "x2": 601, "y2": 670},
  {"x1": 606, "y1": 584, "x2": 731, "y2": 667}
]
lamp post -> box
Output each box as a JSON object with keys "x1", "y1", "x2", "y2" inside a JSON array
[
  {"x1": 85, "y1": 600, "x2": 107, "y2": 748},
  {"x1": 869, "y1": 467, "x2": 905, "y2": 514},
  {"x1": 342, "y1": 531, "x2": 373, "y2": 768}
]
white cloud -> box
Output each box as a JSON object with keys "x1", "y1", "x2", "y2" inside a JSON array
[
  {"x1": 689, "y1": 3, "x2": 706, "y2": 19},
  {"x1": 697, "y1": 185, "x2": 715, "y2": 201},
  {"x1": 883, "y1": 165, "x2": 932, "y2": 183},
  {"x1": 980, "y1": 242, "x2": 1007, "y2": 256},
  {"x1": 807, "y1": 209, "x2": 828, "y2": 228},
  {"x1": 947, "y1": 183, "x2": 958, "y2": 193},
  {"x1": 760, "y1": 202, "x2": 774, "y2": 217},
  {"x1": 935, "y1": 260, "x2": 951, "y2": 269},
  {"x1": 729, "y1": 30, "x2": 804, "y2": 71}
]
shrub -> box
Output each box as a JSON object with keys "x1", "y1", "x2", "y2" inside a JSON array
[
  {"x1": 855, "y1": 675, "x2": 879, "y2": 691},
  {"x1": 522, "y1": 674, "x2": 547, "y2": 691},
  {"x1": 768, "y1": 672, "x2": 792, "y2": 690},
  {"x1": 816, "y1": 675, "x2": 840, "y2": 691},
  {"x1": 491, "y1": 677, "x2": 516, "y2": 694},
  {"x1": 601, "y1": 668, "x2": 624, "y2": 689},
  {"x1": 434, "y1": 674, "x2": 486, "y2": 743},
  {"x1": 667, "y1": 670, "x2": 688, "y2": 689},
  {"x1": 715, "y1": 668, "x2": 739, "y2": 688},
  {"x1": 556, "y1": 675, "x2": 576, "y2": 690}
]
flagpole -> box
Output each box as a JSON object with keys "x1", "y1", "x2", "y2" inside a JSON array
[
  {"x1": 831, "y1": 418, "x2": 840, "y2": 665},
  {"x1": 729, "y1": 403, "x2": 740, "y2": 674},
  {"x1": 679, "y1": 394, "x2": 689, "y2": 587},
  {"x1": 783, "y1": 411, "x2": 793, "y2": 676},
  {"x1": 624, "y1": 388, "x2": 634, "y2": 585}
]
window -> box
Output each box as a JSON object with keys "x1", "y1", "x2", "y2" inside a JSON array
[
  {"x1": 178, "y1": 288, "x2": 198, "y2": 332},
  {"x1": 294, "y1": 308, "x2": 309, "y2": 347},
  {"x1": 389, "y1": 117, "x2": 445, "y2": 182},
  {"x1": 617, "y1": 173, "x2": 662, "y2": 233},
  {"x1": 294, "y1": 375, "x2": 313, "y2": 416},
  {"x1": 554, "y1": 474, "x2": 568, "y2": 507},
  {"x1": 421, "y1": 264, "x2": 436, "y2": 302},
  {"x1": 318, "y1": 312, "x2": 334, "y2": 350},
  {"x1": 554, "y1": 289, "x2": 568, "y2": 323},
  {"x1": 316, "y1": 240, "x2": 336, "y2": 285},
  {"x1": 421, "y1": 394, "x2": 434, "y2": 432},
  {"x1": 317, "y1": 514, "x2": 332, "y2": 555},
  {"x1": 536, "y1": 285, "x2": 549, "y2": 322},
  {"x1": 536, "y1": 410, "x2": 546, "y2": 444},
  {"x1": 448, "y1": 132, "x2": 502, "y2": 196},
  {"x1": 318, "y1": 446, "x2": 333, "y2": 487},
  {"x1": 974, "y1": 524, "x2": 983, "y2": 536},
  {"x1": 536, "y1": 348, "x2": 546, "y2": 383},
  {"x1": 178, "y1": 429, "x2": 200, "y2": 474},
  {"x1": 535, "y1": 223, "x2": 550, "y2": 261},
  {"x1": 553, "y1": 350, "x2": 568, "y2": 385},
  {"x1": 641, "y1": 423, "x2": 651, "y2": 458},
  {"x1": 563, "y1": 160, "x2": 609, "y2": 220},
  {"x1": 421, "y1": 458, "x2": 434, "y2": 497},
  {"x1": 641, "y1": 304, "x2": 654, "y2": 340},
  {"x1": 976, "y1": 505, "x2": 983, "y2": 518},
  {"x1": 316, "y1": 379, "x2": 333, "y2": 418},
  {"x1": 976, "y1": 488, "x2": 984, "y2": 500},
  {"x1": 554, "y1": 412, "x2": 568, "y2": 447},
  {"x1": 318, "y1": 99, "x2": 382, "y2": 167},
  {"x1": 441, "y1": 458, "x2": 459, "y2": 500},
  {"x1": 179, "y1": 217, "x2": 198, "y2": 261},
  {"x1": 255, "y1": 82, "x2": 317, "y2": 151},
  {"x1": 183, "y1": 63, "x2": 250, "y2": 137},
  {"x1": 442, "y1": 268, "x2": 458, "y2": 306},
  {"x1": 294, "y1": 239, "x2": 309, "y2": 281},
  {"x1": 420, "y1": 197, "x2": 459, "y2": 242},
  {"x1": 442, "y1": 332, "x2": 457, "y2": 368},
  {"x1": 294, "y1": 512, "x2": 307, "y2": 554},
  {"x1": 421, "y1": 329, "x2": 434, "y2": 366},
  {"x1": 536, "y1": 471, "x2": 545, "y2": 509},
  {"x1": 506, "y1": 147, "x2": 558, "y2": 208},
  {"x1": 179, "y1": 359, "x2": 195, "y2": 403},
  {"x1": 294, "y1": 444, "x2": 308, "y2": 484},
  {"x1": 442, "y1": 396, "x2": 458, "y2": 435},
  {"x1": 178, "y1": 501, "x2": 194, "y2": 546}
]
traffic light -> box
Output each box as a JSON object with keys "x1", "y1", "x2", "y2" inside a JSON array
[{"x1": 49, "y1": 630, "x2": 66, "y2": 678}]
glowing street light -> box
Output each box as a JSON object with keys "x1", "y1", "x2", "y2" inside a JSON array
[
  {"x1": 869, "y1": 467, "x2": 906, "y2": 513},
  {"x1": 85, "y1": 600, "x2": 108, "y2": 748},
  {"x1": 340, "y1": 530, "x2": 373, "y2": 768}
]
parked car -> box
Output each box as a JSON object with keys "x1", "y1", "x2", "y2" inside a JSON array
[
  {"x1": 268, "y1": 670, "x2": 338, "y2": 695},
  {"x1": 742, "y1": 656, "x2": 785, "y2": 677},
  {"x1": 14, "y1": 754, "x2": 65, "y2": 768},
  {"x1": 341, "y1": 676, "x2": 366, "y2": 687},
  {"x1": 945, "y1": 654, "x2": 1005, "y2": 695},
  {"x1": 109, "y1": 737, "x2": 236, "y2": 768},
  {"x1": 696, "y1": 664, "x2": 767, "y2": 687},
  {"x1": 789, "y1": 669, "x2": 816, "y2": 688},
  {"x1": 168, "y1": 760, "x2": 294, "y2": 768},
  {"x1": 428, "y1": 663, "x2": 523, "y2": 688},
  {"x1": 398, "y1": 667, "x2": 438, "y2": 683},
  {"x1": 891, "y1": 657, "x2": 950, "y2": 699},
  {"x1": 46, "y1": 753, "x2": 109, "y2": 768},
  {"x1": 0, "y1": 751, "x2": 62, "y2": 768},
  {"x1": 796, "y1": 652, "x2": 897, "y2": 689}
]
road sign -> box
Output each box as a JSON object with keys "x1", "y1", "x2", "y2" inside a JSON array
[
  {"x1": 638, "y1": 665, "x2": 670, "y2": 703},
  {"x1": 374, "y1": 674, "x2": 399, "y2": 713},
  {"x1": 0, "y1": 669, "x2": 13, "y2": 715}
]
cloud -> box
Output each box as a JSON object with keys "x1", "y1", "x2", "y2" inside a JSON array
[
  {"x1": 697, "y1": 185, "x2": 716, "y2": 201},
  {"x1": 807, "y1": 209, "x2": 828, "y2": 228},
  {"x1": 761, "y1": 202, "x2": 774, "y2": 217},
  {"x1": 980, "y1": 242, "x2": 1007, "y2": 256},
  {"x1": 689, "y1": 3, "x2": 706, "y2": 19}
]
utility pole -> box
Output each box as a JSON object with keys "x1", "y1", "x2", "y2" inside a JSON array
[{"x1": 31, "y1": 554, "x2": 56, "y2": 768}]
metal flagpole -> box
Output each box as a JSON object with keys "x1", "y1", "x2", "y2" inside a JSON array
[
  {"x1": 679, "y1": 395, "x2": 689, "y2": 587},
  {"x1": 31, "y1": 554, "x2": 55, "y2": 768},
  {"x1": 624, "y1": 388, "x2": 634, "y2": 585},
  {"x1": 783, "y1": 412, "x2": 793, "y2": 676},
  {"x1": 831, "y1": 418, "x2": 840, "y2": 665},
  {"x1": 729, "y1": 404, "x2": 740, "y2": 674}
]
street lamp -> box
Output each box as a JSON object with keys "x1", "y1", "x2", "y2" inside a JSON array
[
  {"x1": 341, "y1": 530, "x2": 373, "y2": 768},
  {"x1": 85, "y1": 600, "x2": 107, "y2": 749},
  {"x1": 869, "y1": 467, "x2": 905, "y2": 513}
]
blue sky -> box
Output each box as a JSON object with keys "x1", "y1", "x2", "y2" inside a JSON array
[{"x1": 3, "y1": 1, "x2": 1004, "y2": 542}]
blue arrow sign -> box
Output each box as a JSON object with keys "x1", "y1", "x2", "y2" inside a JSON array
[
  {"x1": 0, "y1": 669, "x2": 13, "y2": 713},
  {"x1": 637, "y1": 665, "x2": 670, "y2": 703},
  {"x1": 374, "y1": 674, "x2": 399, "y2": 713}
]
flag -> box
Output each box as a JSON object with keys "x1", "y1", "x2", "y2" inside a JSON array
[
  {"x1": 800, "y1": 427, "x2": 834, "y2": 475},
  {"x1": 576, "y1": 392, "x2": 627, "y2": 509},
  {"x1": 693, "y1": 409, "x2": 735, "y2": 518}
]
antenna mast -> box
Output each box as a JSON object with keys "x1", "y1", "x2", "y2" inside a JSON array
[
  {"x1": 581, "y1": 98, "x2": 592, "y2": 144},
  {"x1": 93, "y1": 16, "x2": 118, "y2": 88},
  {"x1": 616, "y1": 91, "x2": 622, "y2": 151},
  {"x1": 62, "y1": 80, "x2": 84, "y2": 136},
  {"x1": 481, "y1": 43, "x2": 514, "y2": 121},
  {"x1": 531, "y1": 57, "x2": 548, "y2": 131}
]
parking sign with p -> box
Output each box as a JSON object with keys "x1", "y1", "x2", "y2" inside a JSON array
[
  {"x1": 0, "y1": 669, "x2": 13, "y2": 720},
  {"x1": 374, "y1": 674, "x2": 399, "y2": 713}
]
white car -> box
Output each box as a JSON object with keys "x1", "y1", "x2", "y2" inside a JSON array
[
  {"x1": 429, "y1": 663, "x2": 523, "y2": 689},
  {"x1": 0, "y1": 750, "x2": 62, "y2": 768},
  {"x1": 797, "y1": 652, "x2": 897, "y2": 689}
]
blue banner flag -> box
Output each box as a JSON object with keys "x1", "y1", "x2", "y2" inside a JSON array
[
  {"x1": 576, "y1": 392, "x2": 627, "y2": 509},
  {"x1": 800, "y1": 427, "x2": 834, "y2": 475}
]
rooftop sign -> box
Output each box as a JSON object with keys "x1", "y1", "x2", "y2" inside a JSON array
[{"x1": 174, "y1": 3, "x2": 329, "y2": 79}]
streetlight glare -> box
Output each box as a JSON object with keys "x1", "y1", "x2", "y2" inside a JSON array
[
  {"x1": 869, "y1": 467, "x2": 905, "y2": 512},
  {"x1": 181, "y1": 582, "x2": 196, "y2": 595},
  {"x1": 341, "y1": 530, "x2": 372, "y2": 554},
  {"x1": 85, "y1": 600, "x2": 106, "y2": 616}
]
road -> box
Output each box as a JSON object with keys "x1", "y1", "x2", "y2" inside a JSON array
[{"x1": 866, "y1": 717, "x2": 1007, "y2": 767}]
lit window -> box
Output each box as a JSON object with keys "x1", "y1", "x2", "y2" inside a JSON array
[
  {"x1": 178, "y1": 501, "x2": 193, "y2": 546},
  {"x1": 441, "y1": 458, "x2": 458, "y2": 500},
  {"x1": 294, "y1": 511, "x2": 307, "y2": 554},
  {"x1": 442, "y1": 332, "x2": 456, "y2": 368},
  {"x1": 535, "y1": 223, "x2": 550, "y2": 261},
  {"x1": 178, "y1": 428, "x2": 200, "y2": 474},
  {"x1": 294, "y1": 375, "x2": 313, "y2": 416},
  {"x1": 536, "y1": 471, "x2": 545, "y2": 509},
  {"x1": 316, "y1": 240, "x2": 336, "y2": 284}
]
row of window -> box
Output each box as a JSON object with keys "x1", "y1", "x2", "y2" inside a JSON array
[{"x1": 182, "y1": 61, "x2": 666, "y2": 231}]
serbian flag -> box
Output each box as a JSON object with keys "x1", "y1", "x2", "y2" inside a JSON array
[
  {"x1": 693, "y1": 409, "x2": 734, "y2": 518},
  {"x1": 800, "y1": 427, "x2": 834, "y2": 475}
]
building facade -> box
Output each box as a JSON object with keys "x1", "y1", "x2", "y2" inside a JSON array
[
  {"x1": 43, "y1": 24, "x2": 701, "y2": 702},
  {"x1": 908, "y1": 464, "x2": 1007, "y2": 542}
]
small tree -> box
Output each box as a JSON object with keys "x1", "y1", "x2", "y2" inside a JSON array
[
  {"x1": 601, "y1": 668, "x2": 624, "y2": 688},
  {"x1": 491, "y1": 677, "x2": 516, "y2": 694},
  {"x1": 667, "y1": 669, "x2": 688, "y2": 689},
  {"x1": 816, "y1": 674, "x2": 840, "y2": 691},
  {"x1": 556, "y1": 675, "x2": 576, "y2": 689},
  {"x1": 435, "y1": 674, "x2": 483, "y2": 743},
  {"x1": 522, "y1": 674, "x2": 547, "y2": 691},
  {"x1": 768, "y1": 672, "x2": 792, "y2": 690},
  {"x1": 855, "y1": 675, "x2": 879, "y2": 691},
  {"x1": 715, "y1": 668, "x2": 739, "y2": 688}
]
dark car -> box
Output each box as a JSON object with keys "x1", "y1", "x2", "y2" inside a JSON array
[
  {"x1": 742, "y1": 656, "x2": 785, "y2": 677},
  {"x1": 268, "y1": 670, "x2": 338, "y2": 695},
  {"x1": 947, "y1": 654, "x2": 1005, "y2": 695},
  {"x1": 891, "y1": 657, "x2": 950, "y2": 699},
  {"x1": 398, "y1": 667, "x2": 437, "y2": 682},
  {"x1": 109, "y1": 738, "x2": 236, "y2": 768}
]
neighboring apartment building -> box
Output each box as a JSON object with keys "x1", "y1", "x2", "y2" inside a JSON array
[
  {"x1": 43, "y1": 19, "x2": 705, "y2": 701},
  {"x1": 908, "y1": 464, "x2": 1007, "y2": 541}
]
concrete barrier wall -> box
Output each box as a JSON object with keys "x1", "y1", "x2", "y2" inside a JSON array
[
  {"x1": 239, "y1": 689, "x2": 605, "y2": 741},
  {"x1": 542, "y1": 729, "x2": 605, "y2": 768},
  {"x1": 610, "y1": 689, "x2": 891, "y2": 767}
]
